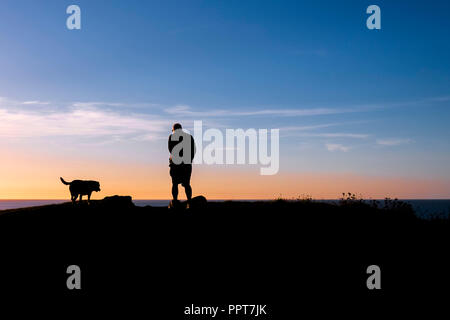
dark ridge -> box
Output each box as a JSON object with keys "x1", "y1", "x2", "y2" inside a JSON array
[{"x1": 0, "y1": 194, "x2": 448, "y2": 310}]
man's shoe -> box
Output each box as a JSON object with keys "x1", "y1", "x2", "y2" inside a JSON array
[{"x1": 168, "y1": 199, "x2": 180, "y2": 209}]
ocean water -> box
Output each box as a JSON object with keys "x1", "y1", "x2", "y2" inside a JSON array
[
  {"x1": 0, "y1": 200, "x2": 67, "y2": 211},
  {"x1": 403, "y1": 200, "x2": 450, "y2": 218},
  {"x1": 0, "y1": 199, "x2": 449, "y2": 218},
  {"x1": 135, "y1": 200, "x2": 450, "y2": 218}
]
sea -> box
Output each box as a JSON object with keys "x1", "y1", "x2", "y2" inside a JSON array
[{"x1": 0, "y1": 199, "x2": 449, "y2": 219}]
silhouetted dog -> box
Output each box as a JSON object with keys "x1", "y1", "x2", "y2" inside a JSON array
[{"x1": 60, "y1": 177, "x2": 101, "y2": 204}]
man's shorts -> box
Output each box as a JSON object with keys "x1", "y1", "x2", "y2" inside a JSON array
[{"x1": 169, "y1": 164, "x2": 192, "y2": 187}]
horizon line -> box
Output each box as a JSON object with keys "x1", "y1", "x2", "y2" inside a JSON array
[{"x1": 1, "y1": 198, "x2": 450, "y2": 201}]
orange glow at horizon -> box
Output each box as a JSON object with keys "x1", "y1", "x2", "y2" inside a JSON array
[{"x1": 1, "y1": 150, "x2": 449, "y2": 200}]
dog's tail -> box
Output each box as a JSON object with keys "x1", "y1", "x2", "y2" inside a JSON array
[{"x1": 60, "y1": 177, "x2": 71, "y2": 185}]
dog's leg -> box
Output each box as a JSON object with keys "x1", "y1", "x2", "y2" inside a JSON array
[
  {"x1": 87, "y1": 193, "x2": 91, "y2": 205},
  {"x1": 71, "y1": 193, "x2": 77, "y2": 204},
  {"x1": 79, "y1": 194, "x2": 83, "y2": 203}
]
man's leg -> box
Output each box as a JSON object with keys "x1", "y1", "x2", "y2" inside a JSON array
[
  {"x1": 184, "y1": 184, "x2": 192, "y2": 202},
  {"x1": 172, "y1": 183, "x2": 178, "y2": 201},
  {"x1": 184, "y1": 165, "x2": 193, "y2": 202}
]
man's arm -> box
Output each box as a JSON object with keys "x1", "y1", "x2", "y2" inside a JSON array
[{"x1": 191, "y1": 135, "x2": 196, "y2": 162}]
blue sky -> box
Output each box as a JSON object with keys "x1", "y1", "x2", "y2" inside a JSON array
[{"x1": 0, "y1": 0, "x2": 449, "y2": 198}]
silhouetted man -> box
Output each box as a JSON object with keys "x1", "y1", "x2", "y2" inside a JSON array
[{"x1": 168, "y1": 123, "x2": 196, "y2": 204}]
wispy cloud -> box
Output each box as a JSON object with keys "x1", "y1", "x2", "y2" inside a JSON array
[
  {"x1": 0, "y1": 93, "x2": 445, "y2": 147},
  {"x1": 0, "y1": 97, "x2": 53, "y2": 109},
  {"x1": 71, "y1": 101, "x2": 160, "y2": 109},
  {"x1": 316, "y1": 133, "x2": 368, "y2": 138},
  {"x1": 164, "y1": 93, "x2": 450, "y2": 119},
  {"x1": 71, "y1": 102, "x2": 126, "y2": 108},
  {"x1": 22, "y1": 100, "x2": 50, "y2": 105},
  {"x1": 325, "y1": 143, "x2": 350, "y2": 152},
  {"x1": 376, "y1": 138, "x2": 413, "y2": 146},
  {"x1": 1, "y1": 96, "x2": 372, "y2": 144},
  {"x1": 280, "y1": 120, "x2": 370, "y2": 134},
  {"x1": 0, "y1": 107, "x2": 168, "y2": 141},
  {"x1": 426, "y1": 96, "x2": 450, "y2": 102},
  {"x1": 165, "y1": 105, "x2": 357, "y2": 118},
  {"x1": 280, "y1": 123, "x2": 342, "y2": 131},
  {"x1": 1, "y1": 97, "x2": 159, "y2": 110},
  {"x1": 286, "y1": 132, "x2": 369, "y2": 139}
]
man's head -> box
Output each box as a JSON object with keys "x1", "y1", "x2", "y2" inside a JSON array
[{"x1": 172, "y1": 123, "x2": 182, "y2": 132}]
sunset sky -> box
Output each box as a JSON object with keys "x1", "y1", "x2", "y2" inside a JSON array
[{"x1": 1, "y1": 0, "x2": 449, "y2": 199}]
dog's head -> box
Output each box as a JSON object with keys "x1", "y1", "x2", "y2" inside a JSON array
[{"x1": 92, "y1": 181, "x2": 101, "y2": 192}]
